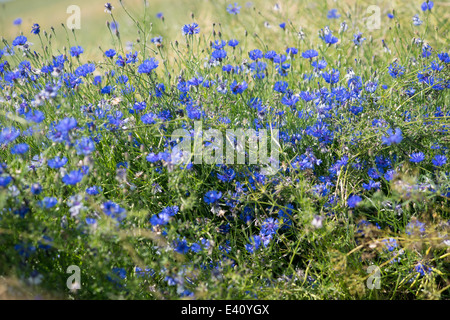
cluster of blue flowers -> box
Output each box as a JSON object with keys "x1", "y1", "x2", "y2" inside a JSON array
[{"x1": 0, "y1": 1, "x2": 448, "y2": 299}]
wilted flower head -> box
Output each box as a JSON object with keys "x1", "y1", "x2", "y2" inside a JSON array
[{"x1": 412, "y1": 14, "x2": 423, "y2": 26}]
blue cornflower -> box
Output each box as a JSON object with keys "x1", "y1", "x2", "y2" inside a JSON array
[
  {"x1": 186, "y1": 104, "x2": 202, "y2": 120},
  {"x1": 275, "y1": 206, "x2": 292, "y2": 230},
  {"x1": 0, "y1": 176, "x2": 13, "y2": 188},
  {"x1": 70, "y1": 46, "x2": 84, "y2": 57},
  {"x1": 432, "y1": 155, "x2": 446, "y2": 166},
  {"x1": 281, "y1": 91, "x2": 299, "y2": 107},
  {"x1": 158, "y1": 109, "x2": 172, "y2": 122},
  {"x1": 248, "y1": 49, "x2": 263, "y2": 61},
  {"x1": 327, "y1": 9, "x2": 340, "y2": 19},
  {"x1": 249, "y1": 60, "x2": 267, "y2": 78},
  {"x1": 204, "y1": 190, "x2": 222, "y2": 204},
  {"x1": 137, "y1": 58, "x2": 159, "y2": 74},
  {"x1": 438, "y1": 53, "x2": 450, "y2": 63},
  {"x1": 116, "y1": 55, "x2": 126, "y2": 67},
  {"x1": 264, "y1": 50, "x2": 277, "y2": 59},
  {"x1": 227, "y1": 3, "x2": 241, "y2": 15},
  {"x1": 260, "y1": 218, "x2": 279, "y2": 236},
  {"x1": 25, "y1": 110, "x2": 45, "y2": 123},
  {"x1": 13, "y1": 18, "x2": 22, "y2": 25},
  {"x1": 286, "y1": 47, "x2": 298, "y2": 56},
  {"x1": 320, "y1": 31, "x2": 338, "y2": 45},
  {"x1": 10, "y1": 143, "x2": 29, "y2": 155},
  {"x1": 104, "y1": 3, "x2": 114, "y2": 13},
  {"x1": 150, "y1": 205, "x2": 179, "y2": 226},
  {"x1": 146, "y1": 152, "x2": 160, "y2": 163},
  {"x1": 245, "y1": 235, "x2": 262, "y2": 253},
  {"x1": 365, "y1": 81, "x2": 378, "y2": 93},
  {"x1": 353, "y1": 32, "x2": 366, "y2": 46},
  {"x1": 156, "y1": 12, "x2": 163, "y2": 19},
  {"x1": 141, "y1": 113, "x2": 157, "y2": 125},
  {"x1": 39, "y1": 197, "x2": 58, "y2": 209},
  {"x1": 211, "y1": 49, "x2": 227, "y2": 61},
  {"x1": 151, "y1": 36, "x2": 162, "y2": 46},
  {"x1": 212, "y1": 40, "x2": 227, "y2": 49},
  {"x1": 230, "y1": 80, "x2": 248, "y2": 94},
  {"x1": 75, "y1": 63, "x2": 95, "y2": 77},
  {"x1": 321, "y1": 68, "x2": 340, "y2": 84},
  {"x1": 102, "y1": 201, "x2": 126, "y2": 222},
  {"x1": 299, "y1": 91, "x2": 315, "y2": 102},
  {"x1": 422, "y1": 44, "x2": 433, "y2": 58},
  {"x1": 154, "y1": 83, "x2": 165, "y2": 97},
  {"x1": 384, "y1": 169, "x2": 397, "y2": 181},
  {"x1": 174, "y1": 238, "x2": 190, "y2": 254},
  {"x1": 56, "y1": 117, "x2": 77, "y2": 132},
  {"x1": 375, "y1": 155, "x2": 392, "y2": 169},
  {"x1": 104, "y1": 49, "x2": 116, "y2": 58},
  {"x1": 31, "y1": 24, "x2": 40, "y2": 35},
  {"x1": 125, "y1": 51, "x2": 138, "y2": 64},
  {"x1": 12, "y1": 35, "x2": 27, "y2": 46},
  {"x1": 48, "y1": 156, "x2": 68, "y2": 169},
  {"x1": 381, "y1": 128, "x2": 402, "y2": 145},
  {"x1": 93, "y1": 75, "x2": 102, "y2": 85},
  {"x1": 405, "y1": 87, "x2": 416, "y2": 97},
  {"x1": 86, "y1": 186, "x2": 102, "y2": 195},
  {"x1": 421, "y1": 1, "x2": 433, "y2": 11},
  {"x1": 182, "y1": 23, "x2": 200, "y2": 35},
  {"x1": 362, "y1": 180, "x2": 381, "y2": 191},
  {"x1": 302, "y1": 49, "x2": 318, "y2": 59},
  {"x1": 273, "y1": 81, "x2": 288, "y2": 93},
  {"x1": 273, "y1": 54, "x2": 287, "y2": 64},
  {"x1": 115, "y1": 74, "x2": 128, "y2": 84},
  {"x1": 100, "y1": 85, "x2": 113, "y2": 95},
  {"x1": 279, "y1": 22, "x2": 286, "y2": 29},
  {"x1": 0, "y1": 127, "x2": 21, "y2": 145},
  {"x1": 311, "y1": 59, "x2": 327, "y2": 70},
  {"x1": 30, "y1": 183, "x2": 42, "y2": 195},
  {"x1": 276, "y1": 63, "x2": 290, "y2": 76},
  {"x1": 349, "y1": 105, "x2": 364, "y2": 115},
  {"x1": 228, "y1": 39, "x2": 239, "y2": 47},
  {"x1": 347, "y1": 194, "x2": 362, "y2": 208},
  {"x1": 387, "y1": 13, "x2": 394, "y2": 19},
  {"x1": 149, "y1": 211, "x2": 170, "y2": 226},
  {"x1": 62, "y1": 170, "x2": 84, "y2": 185},
  {"x1": 409, "y1": 152, "x2": 425, "y2": 163},
  {"x1": 430, "y1": 60, "x2": 443, "y2": 72},
  {"x1": 133, "y1": 101, "x2": 147, "y2": 112},
  {"x1": 217, "y1": 167, "x2": 236, "y2": 182},
  {"x1": 75, "y1": 137, "x2": 96, "y2": 155}
]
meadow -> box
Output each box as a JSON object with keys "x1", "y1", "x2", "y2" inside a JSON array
[{"x1": 0, "y1": 0, "x2": 449, "y2": 300}]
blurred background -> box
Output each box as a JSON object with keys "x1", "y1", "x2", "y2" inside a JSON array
[{"x1": 0, "y1": 0, "x2": 448, "y2": 60}]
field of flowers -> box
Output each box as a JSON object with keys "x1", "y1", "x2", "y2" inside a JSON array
[{"x1": 0, "y1": 0, "x2": 449, "y2": 300}]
